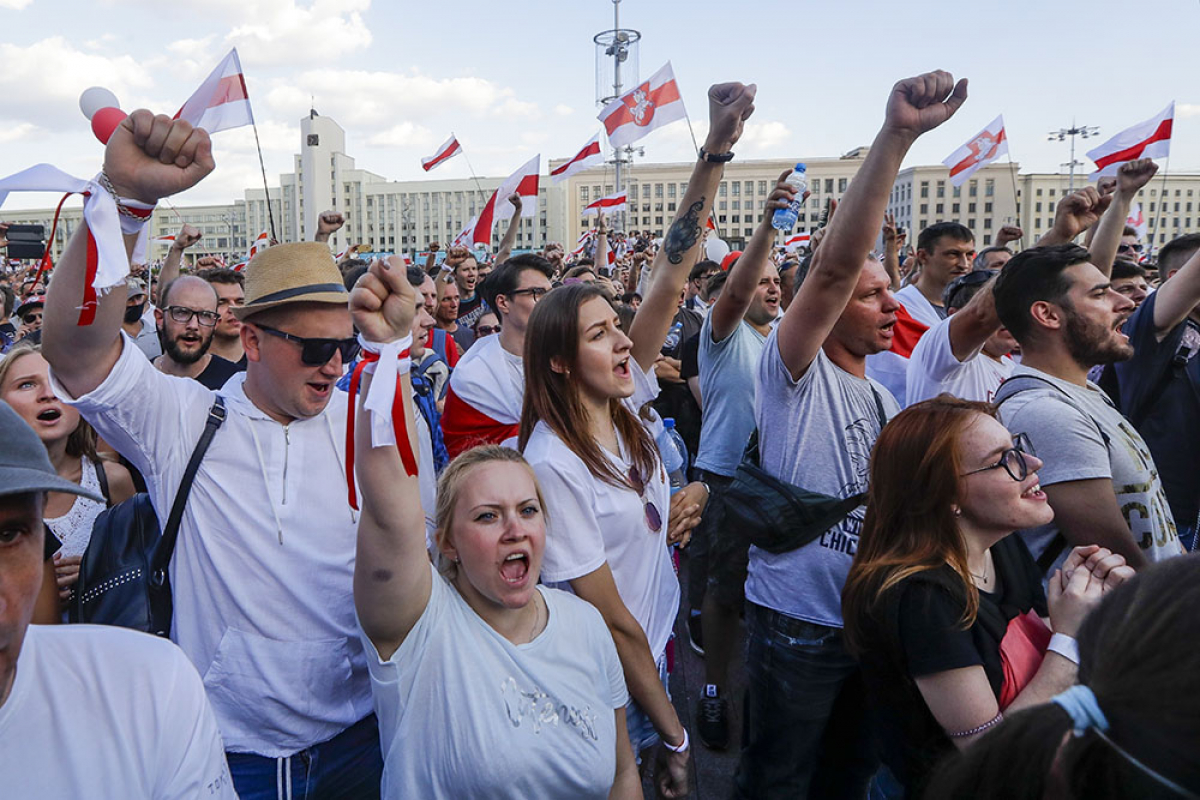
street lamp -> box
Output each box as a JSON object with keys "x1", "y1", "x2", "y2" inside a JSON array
[{"x1": 1048, "y1": 122, "x2": 1100, "y2": 192}]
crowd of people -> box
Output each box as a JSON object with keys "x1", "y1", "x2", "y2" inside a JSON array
[{"x1": 1, "y1": 68, "x2": 1198, "y2": 800}]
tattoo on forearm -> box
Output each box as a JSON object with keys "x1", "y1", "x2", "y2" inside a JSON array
[{"x1": 665, "y1": 199, "x2": 704, "y2": 265}]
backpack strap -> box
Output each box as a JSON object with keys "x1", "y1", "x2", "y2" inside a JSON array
[
  {"x1": 92, "y1": 457, "x2": 112, "y2": 507},
  {"x1": 149, "y1": 396, "x2": 227, "y2": 587}
]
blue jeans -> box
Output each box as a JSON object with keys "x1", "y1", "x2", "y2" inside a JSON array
[
  {"x1": 227, "y1": 714, "x2": 383, "y2": 800},
  {"x1": 734, "y1": 602, "x2": 878, "y2": 800}
]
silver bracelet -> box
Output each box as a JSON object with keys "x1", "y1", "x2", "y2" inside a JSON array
[{"x1": 948, "y1": 711, "x2": 1003, "y2": 738}]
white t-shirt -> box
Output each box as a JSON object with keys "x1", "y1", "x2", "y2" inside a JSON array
[
  {"x1": 363, "y1": 565, "x2": 627, "y2": 799},
  {"x1": 0, "y1": 626, "x2": 235, "y2": 799},
  {"x1": 523, "y1": 363, "x2": 680, "y2": 661},
  {"x1": 906, "y1": 315, "x2": 1015, "y2": 404}
]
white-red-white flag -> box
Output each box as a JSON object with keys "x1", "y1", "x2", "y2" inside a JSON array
[
  {"x1": 247, "y1": 230, "x2": 269, "y2": 260},
  {"x1": 422, "y1": 135, "x2": 463, "y2": 172},
  {"x1": 472, "y1": 155, "x2": 540, "y2": 247},
  {"x1": 176, "y1": 48, "x2": 254, "y2": 134},
  {"x1": 582, "y1": 190, "x2": 627, "y2": 216},
  {"x1": 598, "y1": 62, "x2": 687, "y2": 148},
  {"x1": 1087, "y1": 103, "x2": 1174, "y2": 180},
  {"x1": 784, "y1": 232, "x2": 810, "y2": 251},
  {"x1": 451, "y1": 217, "x2": 477, "y2": 248},
  {"x1": 551, "y1": 134, "x2": 603, "y2": 183},
  {"x1": 152, "y1": 234, "x2": 176, "y2": 245},
  {"x1": 943, "y1": 115, "x2": 1008, "y2": 187},
  {"x1": 1127, "y1": 202, "x2": 1147, "y2": 240},
  {"x1": 577, "y1": 229, "x2": 594, "y2": 244}
]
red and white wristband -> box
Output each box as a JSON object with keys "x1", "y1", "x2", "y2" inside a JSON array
[
  {"x1": 662, "y1": 729, "x2": 690, "y2": 754},
  {"x1": 345, "y1": 333, "x2": 417, "y2": 510}
]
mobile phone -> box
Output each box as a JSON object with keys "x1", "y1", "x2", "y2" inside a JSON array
[{"x1": 5, "y1": 224, "x2": 45, "y2": 260}]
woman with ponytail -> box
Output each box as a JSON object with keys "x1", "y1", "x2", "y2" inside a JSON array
[
  {"x1": 925, "y1": 555, "x2": 1200, "y2": 799},
  {"x1": 842, "y1": 396, "x2": 1134, "y2": 793}
]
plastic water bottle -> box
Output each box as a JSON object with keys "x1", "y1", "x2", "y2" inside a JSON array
[
  {"x1": 662, "y1": 320, "x2": 683, "y2": 353},
  {"x1": 660, "y1": 418, "x2": 689, "y2": 493},
  {"x1": 771, "y1": 163, "x2": 809, "y2": 231}
]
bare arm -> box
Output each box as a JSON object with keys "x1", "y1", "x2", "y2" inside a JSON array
[
  {"x1": 594, "y1": 214, "x2": 609, "y2": 277},
  {"x1": 1034, "y1": 187, "x2": 1112, "y2": 249},
  {"x1": 609, "y1": 708, "x2": 640, "y2": 800},
  {"x1": 881, "y1": 212, "x2": 905, "y2": 291},
  {"x1": 43, "y1": 111, "x2": 214, "y2": 398},
  {"x1": 158, "y1": 224, "x2": 201, "y2": 302},
  {"x1": 777, "y1": 71, "x2": 968, "y2": 379},
  {"x1": 1152, "y1": 239, "x2": 1200, "y2": 334},
  {"x1": 946, "y1": 278, "x2": 1000, "y2": 362},
  {"x1": 629, "y1": 82, "x2": 757, "y2": 371},
  {"x1": 1042, "y1": 479, "x2": 1149, "y2": 569},
  {"x1": 423, "y1": 242, "x2": 440, "y2": 273},
  {"x1": 349, "y1": 257, "x2": 426, "y2": 661},
  {"x1": 1088, "y1": 159, "x2": 1158, "y2": 278},
  {"x1": 101, "y1": 460, "x2": 137, "y2": 505},
  {"x1": 314, "y1": 210, "x2": 344, "y2": 244},
  {"x1": 494, "y1": 194, "x2": 522, "y2": 266},
  {"x1": 710, "y1": 172, "x2": 796, "y2": 341}
]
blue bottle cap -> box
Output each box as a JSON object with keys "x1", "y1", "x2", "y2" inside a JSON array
[
  {"x1": 663, "y1": 418, "x2": 676, "y2": 429},
  {"x1": 795, "y1": 162, "x2": 807, "y2": 172}
]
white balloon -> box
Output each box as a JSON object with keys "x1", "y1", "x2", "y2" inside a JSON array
[
  {"x1": 705, "y1": 238, "x2": 731, "y2": 263},
  {"x1": 79, "y1": 87, "x2": 120, "y2": 121}
]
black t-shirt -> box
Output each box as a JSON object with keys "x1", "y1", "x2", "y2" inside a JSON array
[
  {"x1": 456, "y1": 293, "x2": 488, "y2": 331},
  {"x1": 680, "y1": 332, "x2": 701, "y2": 384},
  {"x1": 195, "y1": 354, "x2": 244, "y2": 391},
  {"x1": 856, "y1": 534, "x2": 1047, "y2": 790},
  {"x1": 654, "y1": 309, "x2": 705, "y2": 461},
  {"x1": 1113, "y1": 292, "x2": 1200, "y2": 528}
]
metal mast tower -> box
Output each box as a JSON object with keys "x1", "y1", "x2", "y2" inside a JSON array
[{"x1": 594, "y1": 0, "x2": 641, "y2": 230}]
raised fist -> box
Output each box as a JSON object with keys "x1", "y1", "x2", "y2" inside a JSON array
[
  {"x1": 995, "y1": 225, "x2": 1024, "y2": 246},
  {"x1": 172, "y1": 223, "x2": 202, "y2": 251},
  {"x1": 318, "y1": 211, "x2": 345, "y2": 235},
  {"x1": 507, "y1": 193, "x2": 523, "y2": 211},
  {"x1": 1052, "y1": 187, "x2": 1113, "y2": 241},
  {"x1": 103, "y1": 110, "x2": 215, "y2": 204},
  {"x1": 1117, "y1": 158, "x2": 1159, "y2": 197},
  {"x1": 884, "y1": 71, "x2": 968, "y2": 139},
  {"x1": 444, "y1": 245, "x2": 471, "y2": 268},
  {"x1": 349, "y1": 257, "x2": 417, "y2": 344},
  {"x1": 706, "y1": 82, "x2": 756, "y2": 151}
]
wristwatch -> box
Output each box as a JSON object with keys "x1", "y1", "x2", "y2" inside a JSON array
[{"x1": 698, "y1": 147, "x2": 735, "y2": 163}]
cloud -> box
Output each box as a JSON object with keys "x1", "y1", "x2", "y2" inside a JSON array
[
  {"x1": 0, "y1": 0, "x2": 33, "y2": 8},
  {"x1": 737, "y1": 120, "x2": 793, "y2": 154},
  {"x1": 1178, "y1": 104, "x2": 1200, "y2": 118},
  {"x1": 223, "y1": 0, "x2": 371, "y2": 66},
  {"x1": 0, "y1": 122, "x2": 38, "y2": 144},
  {"x1": 554, "y1": 104, "x2": 574, "y2": 117},
  {"x1": 366, "y1": 122, "x2": 436, "y2": 149}
]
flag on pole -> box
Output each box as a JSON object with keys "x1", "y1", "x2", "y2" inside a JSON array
[
  {"x1": 152, "y1": 235, "x2": 176, "y2": 245},
  {"x1": 943, "y1": 115, "x2": 1008, "y2": 187},
  {"x1": 577, "y1": 229, "x2": 595, "y2": 244},
  {"x1": 1087, "y1": 102, "x2": 1175, "y2": 180},
  {"x1": 1127, "y1": 202, "x2": 1147, "y2": 240},
  {"x1": 784, "y1": 232, "x2": 810, "y2": 251},
  {"x1": 598, "y1": 62, "x2": 687, "y2": 148},
  {"x1": 451, "y1": 217, "x2": 477, "y2": 248},
  {"x1": 551, "y1": 134, "x2": 603, "y2": 183},
  {"x1": 472, "y1": 155, "x2": 540, "y2": 247},
  {"x1": 422, "y1": 135, "x2": 463, "y2": 172},
  {"x1": 582, "y1": 190, "x2": 627, "y2": 216},
  {"x1": 247, "y1": 230, "x2": 269, "y2": 260},
  {"x1": 176, "y1": 48, "x2": 254, "y2": 134}
]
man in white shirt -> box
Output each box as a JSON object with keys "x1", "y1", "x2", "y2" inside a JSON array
[
  {"x1": 906, "y1": 270, "x2": 1016, "y2": 403},
  {"x1": 41, "y1": 111, "x2": 382, "y2": 798},
  {"x1": 0, "y1": 401, "x2": 235, "y2": 799},
  {"x1": 441, "y1": 254, "x2": 553, "y2": 458}
]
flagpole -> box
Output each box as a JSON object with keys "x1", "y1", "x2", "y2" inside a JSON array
[
  {"x1": 1147, "y1": 154, "x2": 1172, "y2": 259},
  {"x1": 250, "y1": 117, "x2": 278, "y2": 244},
  {"x1": 1005, "y1": 152, "x2": 1023, "y2": 250},
  {"x1": 458, "y1": 140, "x2": 491, "y2": 208}
]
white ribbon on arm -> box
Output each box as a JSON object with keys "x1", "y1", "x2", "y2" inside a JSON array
[
  {"x1": 0, "y1": 164, "x2": 130, "y2": 294},
  {"x1": 357, "y1": 332, "x2": 413, "y2": 448}
]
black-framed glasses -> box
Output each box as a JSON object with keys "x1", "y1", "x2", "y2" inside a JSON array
[
  {"x1": 21, "y1": 311, "x2": 42, "y2": 325},
  {"x1": 961, "y1": 433, "x2": 1036, "y2": 482},
  {"x1": 628, "y1": 464, "x2": 663, "y2": 534},
  {"x1": 475, "y1": 324, "x2": 501, "y2": 336},
  {"x1": 1118, "y1": 242, "x2": 1144, "y2": 253},
  {"x1": 166, "y1": 306, "x2": 220, "y2": 327},
  {"x1": 255, "y1": 324, "x2": 360, "y2": 366},
  {"x1": 506, "y1": 286, "x2": 550, "y2": 300}
]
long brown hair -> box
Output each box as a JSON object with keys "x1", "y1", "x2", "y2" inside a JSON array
[
  {"x1": 518, "y1": 283, "x2": 658, "y2": 489},
  {"x1": 842, "y1": 396, "x2": 995, "y2": 656}
]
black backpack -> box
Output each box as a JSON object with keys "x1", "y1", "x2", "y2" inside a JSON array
[{"x1": 71, "y1": 397, "x2": 226, "y2": 636}]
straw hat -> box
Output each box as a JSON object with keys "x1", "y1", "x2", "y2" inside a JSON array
[{"x1": 233, "y1": 242, "x2": 348, "y2": 320}]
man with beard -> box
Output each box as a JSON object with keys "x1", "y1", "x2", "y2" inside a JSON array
[
  {"x1": 993, "y1": 243, "x2": 1183, "y2": 574},
  {"x1": 153, "y1": 276, "x2": 241, "y2": 390}
]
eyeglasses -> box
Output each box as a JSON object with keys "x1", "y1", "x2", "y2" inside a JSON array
[
  {"x1": 1118, "y1": 243, "x2": 1144, "y2": 253},
  {"x1": 942, "y1": 269, "x2": 996, "y2": 307},
  {"x1": 255, "y1": 324, "x2": 360, "y2": 366},
  {"x1": 21, "y1": 311, "x2": 42, "y2": 324},
  {"x1": 475, "y1": 325, "x2": 501, "y2": 336},
  {"x1": 506, "y1": 286, "x2": 550, "y2": 300},
  {"x1": 961, "y1": 433, "x2": 1036, "y2": 482},
  {"x1": 627, "y1": 465, "x2": 663, "y2": 534},
  {"x1": 165, "y1": 306, "x2": 220, "y2": 327}
]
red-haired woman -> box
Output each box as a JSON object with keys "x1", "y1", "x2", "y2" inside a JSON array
[{"x1": 842, "y1": 396, "x2": 1135, "y2": 793}]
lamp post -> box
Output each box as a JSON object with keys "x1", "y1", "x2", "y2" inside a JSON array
[{"x1": 1048, "y1": 122, "x2": 1100, "y2": 192}]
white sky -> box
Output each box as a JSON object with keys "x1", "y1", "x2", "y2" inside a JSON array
[{"x1": 4, "y1": 0, "x2": 1200, "y2": 210}]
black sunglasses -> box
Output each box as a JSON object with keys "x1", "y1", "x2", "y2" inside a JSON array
[
  {"x1": 943, "y1": 269, "x2": 996, "y2": 307},
  {"x1": 475, "y1": 324, "x2": 501, "y2": 336},
  {"x1": 961, "y1": 433, "x2": 1036, "y2": 482},
  {"x1": 255, "y1": 324, "x2": 360, "y2": 366},
  {"x1": 1118, "y1": 242, "x2": 1144, "y2": 253}
]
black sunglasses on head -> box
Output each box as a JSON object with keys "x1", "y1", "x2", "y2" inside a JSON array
[{"x1": 255, "y1": 324, "x2": 360, "y2": 366}]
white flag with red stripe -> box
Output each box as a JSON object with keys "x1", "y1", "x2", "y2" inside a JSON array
[
  {"x1": 582, "y1": 190, "x2": 627, "y2": 216},
  {"x1": 784, "y1": 232, "x2": 810, "y2": 251},
  {"x1": 1087, "y1": 103, "x2": 1174, "y2": 180},
  {"x1": 1127, "y1": 202, "x2": 1147, "y2": 240},
  {"x1": 152, "y1": 234, "x2": 176, "y2": 245},
  {"x1": 176, "y1": 48, "x2": 254, "y2": 134},
  {"x1": 247, "y1": 230, "x2": 269, "y2": 260},
  {"x1": 598, "y1": 62, "x2": 687, "y2": 148},
  {"x1": 551, "y1": 134, "x2": 603, "y2": 183},
  {"x1": 451, "y1": 217, "x2": 477, "y2": 248},
  {"x1": 421, "y1": 135, "x2": 463, "y2": 172},
  {"x1": 472, "y1": 155, "x2": 540, "y2": 247},
  {"x1": 942, "y1": 115, "x2": 1008, "y2": 188}
]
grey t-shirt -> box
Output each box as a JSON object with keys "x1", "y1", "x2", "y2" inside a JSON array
[
  {"x1": 693, "y1": 315, "x2": 766, "y2": 477},
  {"x1": 750, "y1": 332, "x2": 900, "y2": 627},
  {"x1": 996, "y1": 364, "x2": 1182, "y2": 570}
]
